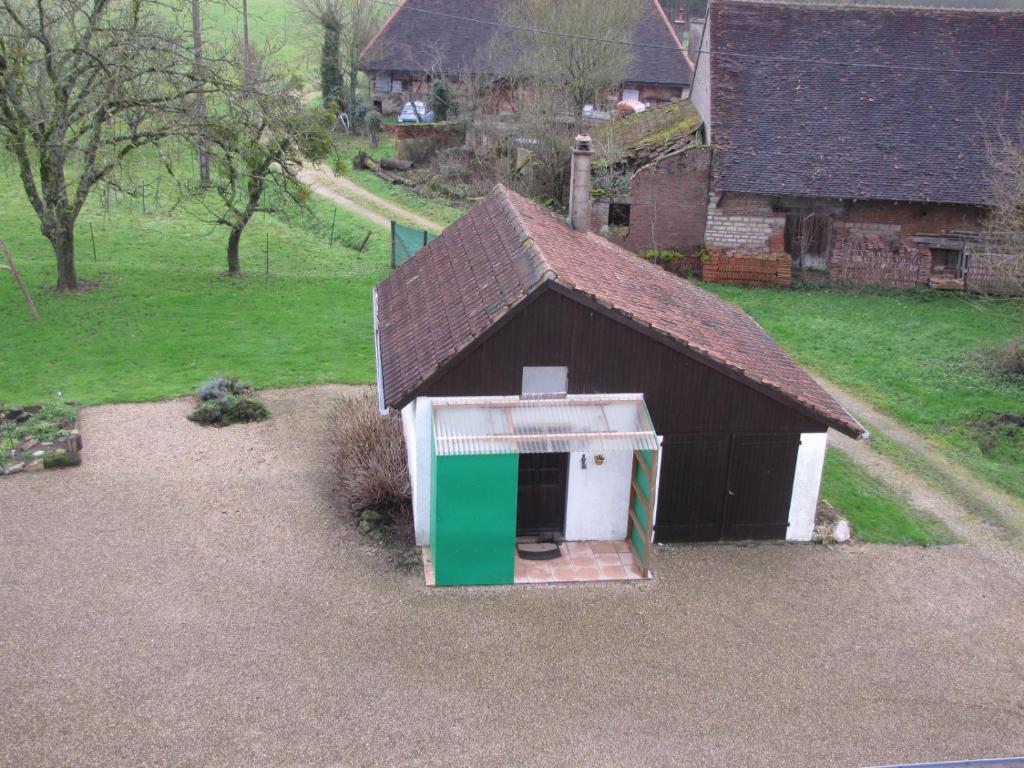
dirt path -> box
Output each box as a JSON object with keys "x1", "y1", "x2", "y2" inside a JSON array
[
  {"x1": 299, "y1": 164, "x2": 445, "y2": 233},
  {"x1": 817, "y1": 375, "x2": 1024, "y2": 548}
]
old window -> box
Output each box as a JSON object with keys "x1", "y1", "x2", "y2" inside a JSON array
[
  {"x1": 373, "y1": 71, "x2": 392, "y2": 93},
  {"x1": 929, "y1": 247, "x2": 966, "y2": 278},
  {"x1": 622, "y1": 87, "x2": 640, "y2": 102},
  {"x1": 609, "y1": 203, "x2": 631, "y2": 228},
  {"x1": 522, "y1": 367, "x2": 568, "y2": 398},
  {"x1": 784, "y1": 211, "x2": 832, "y2": 271}
]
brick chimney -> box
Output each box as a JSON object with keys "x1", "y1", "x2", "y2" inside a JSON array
[{"x1": 568, "y1": 134, "x2": 593, "y2": 232}]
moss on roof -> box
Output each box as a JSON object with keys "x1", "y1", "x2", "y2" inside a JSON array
[{"x1": 593, "y1": 100, "x2": 704, "y2": 168}]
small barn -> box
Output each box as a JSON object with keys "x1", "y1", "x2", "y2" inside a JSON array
[{"x1": 374, "y1": 185, "x2": 863, "y2": 586}]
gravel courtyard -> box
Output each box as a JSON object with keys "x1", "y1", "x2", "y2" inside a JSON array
[{"x1": 2, "y1": 386, "x2": 1023, "y2": 767}]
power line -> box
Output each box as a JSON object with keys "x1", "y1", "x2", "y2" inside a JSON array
[{"x1": 364, "y1": 0, "x2": 1024, "y2": 77}]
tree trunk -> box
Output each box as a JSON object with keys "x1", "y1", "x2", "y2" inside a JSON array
[
  {"x1": 227, "y1": 227, "x2": 243, "y2": 275},
  {"x1": 348, "y1": 60, "x2": 359, "y2": 117},
  {"x1": 46, "y1": 218, "x2": 78, "y2": 292},
  {"x1": 192, "y1": 0, "x2": 210, "y2": 185},
  {"x1": 241, "y1": 0, "x2": 252, "y2": 92}
]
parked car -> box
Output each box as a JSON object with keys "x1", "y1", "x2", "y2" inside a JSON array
[{"x1": 397, "y1": 101, "x2": 434, "y2": 123}]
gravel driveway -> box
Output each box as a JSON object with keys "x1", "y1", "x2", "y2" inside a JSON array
[{"x1": 3, "y1": 386, "x2": 1023, "y2": 767}]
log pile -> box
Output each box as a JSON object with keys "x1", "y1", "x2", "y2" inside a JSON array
[{"x1": 353, "y1": 151, "x2": 414, "y2": 186}]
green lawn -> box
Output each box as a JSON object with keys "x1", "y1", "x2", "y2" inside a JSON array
[
  {"x1": 821, "y1": 450, "x2": 957, "y2": 545},
  {"x1": 705, "y1": 284, "x2": 1024, "y2": 500},
  {"x1": 0, "y1": 160, "x2": 388, "y2": 406}
]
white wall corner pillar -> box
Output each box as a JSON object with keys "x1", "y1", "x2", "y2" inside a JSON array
[
  {"x1": 412, "y1": 397, "x2": 434, "y2": 546},
  {"x1": 786, "y1": 432, "x2": 828, "y2": 541}
]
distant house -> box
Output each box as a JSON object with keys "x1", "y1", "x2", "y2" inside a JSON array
[
  {"x1": 691, "y1": 0, "x2": 1024, "y2": 292},
  {"x1": 374, "y1": 182, "x2": 863, "y2": 586},
  {"x1": 359, "y1": 0, "x2": 693, "y2": 116}
]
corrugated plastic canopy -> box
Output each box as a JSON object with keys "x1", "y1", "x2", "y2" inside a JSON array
[{"x1": 432, "y1": 396, "x2": 658, "y2": 457}]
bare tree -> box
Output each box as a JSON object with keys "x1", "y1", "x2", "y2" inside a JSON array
[
  {"x1": 192, "y1": 0, "x2": 210, "y2": 184},
  {"x1": 500, "y1": 0, "x2": 644, "y2": 115},
  {"x1": 184, "y1": 64, "x2": 334, "y2": 275},
  {"x1": 983, "y1": 120, "x2": 1024, "y2": 296},
  {"x1": 0, "y1": 0, "x2": 205, "y2": 291}
]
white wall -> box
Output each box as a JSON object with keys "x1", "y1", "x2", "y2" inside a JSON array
[
  {"x1": 410, "y1": 398, "x2": 434, "y2": 546},
  {"x1": 401, "y1": 399, "x2": 417, "y2": 510},
  {"x1": 689, "y1": 10, "x2": 712, "y2": 142},
  {"x1": 786, "y1": 432, "x2": 828, "y2": 541},
  {"x1": 564, "y1": 450, "x2": 633, "y2": 541}
]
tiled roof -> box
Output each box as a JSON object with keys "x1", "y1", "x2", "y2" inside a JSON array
[
  {"x1": 707, "y1": 1, "x2": 1024, "y2": 206},
  {"x1": 359, "y1": 0, "x2": 692, "y2": 88},
  {"x1": 375, "y1": 185, "x2": 864, "y2": 437}
]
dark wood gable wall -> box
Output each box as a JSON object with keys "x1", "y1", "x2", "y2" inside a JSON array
[{"x1": 417, "y1": 286, "x2": 826, "y2": 436}]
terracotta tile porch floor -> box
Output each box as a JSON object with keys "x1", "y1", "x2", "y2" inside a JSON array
[
  {"x1": 422, "y1": 541, "x2": 648, "y2": 586},
  {"x1": 516, "y1": 540, "x2": 646, "y2": 584}
]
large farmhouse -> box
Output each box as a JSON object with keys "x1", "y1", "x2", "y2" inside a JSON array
[
  {"x1": 374, "y1": 182, "x2": 863, "y2": 586},
  {"x1": 359, "y1": 0, "x2": 693, "y2": 116},
  {"x1": 690, "y1": 0, "x2": 1024, "y2": 292}
]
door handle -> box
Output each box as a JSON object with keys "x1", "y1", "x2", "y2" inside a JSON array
[{"x1": 727, "y1": 489, "x2": 735, "y2": 496}]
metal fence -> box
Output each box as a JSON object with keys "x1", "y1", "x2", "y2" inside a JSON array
[{"x1": 391, "y1": 221, "x2": 436, "y2": 268}]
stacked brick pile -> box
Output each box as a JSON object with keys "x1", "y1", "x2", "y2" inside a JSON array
[
  {"x1": 828, "y1": 228, "x2": 931, "y2": 288},
  {"x1": 702, "y1": 248, "x2": 792, "y2": 287}
]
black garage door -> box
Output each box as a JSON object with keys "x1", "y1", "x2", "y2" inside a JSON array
[{"x1": 654, "y1": 433, "x2": 801, "y2": 542}]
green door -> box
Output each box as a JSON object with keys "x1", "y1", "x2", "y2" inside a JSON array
[{"x1": 431, "y1": 453, "x2": 519, "y2": 586}]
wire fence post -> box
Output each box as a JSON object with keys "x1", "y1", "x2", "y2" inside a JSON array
[
  {"x1": 90, "y1": 223, "x2": 97, "y2": 262},
  {"x1": 329, "y1": 208, "x2": 337, "y2": 248},
  {"x1": 265, "y1": 233, "x2": 270, "y2": 276}
]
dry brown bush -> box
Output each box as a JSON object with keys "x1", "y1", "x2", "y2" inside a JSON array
[{"x1": 330, "y1": 390, "x2": 411, "y2": 519}]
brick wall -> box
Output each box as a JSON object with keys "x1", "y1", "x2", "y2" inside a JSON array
[
  {"x1": 844, "y1": 200, "x2": 986, "y2": 236},
  {"x1": 966, "y1": 252, "x2": 1024, "y2": 295},
  {"x1": 703, "y1": 248, "x2": 792, "y2": 287},
  {"x1": 593, "y1": 147, "x2": 710, "y2": 254},
  {"x1": 828, "y1": 226, "x2": 932, "y2": 288},
  {"x1": 704, "y1": 193, "x2": 784, "y2": 250}
]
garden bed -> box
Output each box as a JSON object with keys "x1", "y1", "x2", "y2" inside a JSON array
[{"x1": 2, "y1": 402, "x2": 82, "y2": 475}]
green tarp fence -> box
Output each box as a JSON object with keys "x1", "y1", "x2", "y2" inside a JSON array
[{"x1": 391, "y1": 221, "x2": 436, "y2": 268}]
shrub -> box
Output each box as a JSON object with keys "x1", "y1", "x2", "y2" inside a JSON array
[
  {"x1": 992, "y1": 337, "x2": 1024, "y2": 383},
  {"x1": 196, "y1": 377, "x2": 253, "y2": 401},
  {"x1": 428, "y1": 79, "x2": 458, "y2": 122},
  {"x1": 188, "y1": 393, "x2": 269, "y2": 427},
  {"x1": 330, "y1": 390, "x2": 411, "y2": 517},
  {"x1": 365, "y1": 110, "x2": 384, "y2": 148},
  {"x1": 347, "y1": 99, "x2": 372, "y2": 133}
]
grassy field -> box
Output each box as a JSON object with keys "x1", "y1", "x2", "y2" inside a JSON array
[
  {"x1": 205, "y1": 0, "x2": 317, "y2": 78},
  {"x1": 821, "y1": 450, "x2": 957, "y2": 545},
  {"x1": 706, "y1": 284, "x2": 1024, "y2": 500},
  {"x1": 0, "y1": 157, "x2": 388, "y2": 406}
]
